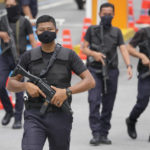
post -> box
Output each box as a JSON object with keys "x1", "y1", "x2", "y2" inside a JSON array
[{"x1": 108, "y1": 0, "x2": 128, "y2": 29}]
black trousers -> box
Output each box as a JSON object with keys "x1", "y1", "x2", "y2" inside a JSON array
[
  {"x1": 22, "y1": 109, "x2": 73, "y2": 150},
  {"x1": 88, "y1": 67, "x2": 119, "y2": 137},
  {"x1": 129, "y1": 74, "x2": 150, "y2": 122},
  {"x1": 0, "y1": 53, "x2": 24, "y2": 121}
]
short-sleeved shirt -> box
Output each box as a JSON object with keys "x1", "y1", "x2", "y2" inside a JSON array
[
  {"x1": 0, "y1": 16, "x2": 33, "y2": 55},
  {"x1": 20, "y1": 0, "x2": 38, "y2": 18},
  {"x1": 19, "y1": 46, "x2": 87, "y2": 76},
  {"x1": 129, "y1": 27, "x2": 150, "y2": 73},
  {"x1": 84, "y1": 25, "x2": 124, "y2": 68},
  {"x1": 129, "y1": 27, "x2": 150, "y2": 48}
]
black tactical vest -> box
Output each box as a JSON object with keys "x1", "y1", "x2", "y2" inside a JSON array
[
  {"x1": 88, "y1": 25, "x2": 119, "y2": 69},
  {"x1": 1, "y1": 16, "x2": 26, "y2": 55},
  {"x1": 29, "y1": 44, "x2": 72, "y2": 89},
  {"x1": 138, "y1": 27, "x2": 150, "y2": 73}
]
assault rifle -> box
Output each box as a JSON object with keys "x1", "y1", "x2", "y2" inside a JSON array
[
  {"x1": 140, "y1": 70, "x2": 150, "y2": 79},
  {"x1": 12, "y1": 65, "x2": 73, "y2": 115},
  {"x1": 88, "y1": 44, "x2": 109, "y2": 94},
  {"x1": 0, "y1": 9, "x2": 19, "y2": 64},
  {"x1": 88, "y1": 25, "x2": 109, "y2": 94}
]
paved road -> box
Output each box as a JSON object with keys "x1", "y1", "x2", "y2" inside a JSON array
[{"x1": 0, "y1": 0, "x2": 150, "y2": 150}]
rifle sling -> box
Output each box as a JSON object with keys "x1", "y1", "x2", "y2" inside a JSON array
[
  {"x1": 16, "y1": 18, "x2": 20, "y2": 57},
  {"x1": 40, "y1": 44, "x2": 61, "y2": 78}
]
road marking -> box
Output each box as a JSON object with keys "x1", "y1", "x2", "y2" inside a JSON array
[
  {"x1": 55, "y1": 18, "x2": 65, "y2": 26},
  {"x1": 39, "y1": 0, "x2": 72, "y2": 10},
  {"x1": 62, "y1": 23, "x2": 83, "y2": 27}
]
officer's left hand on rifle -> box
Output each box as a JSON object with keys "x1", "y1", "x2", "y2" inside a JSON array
[{"x1": 50, "y1": 86, "x2": 67, "y2": 107}]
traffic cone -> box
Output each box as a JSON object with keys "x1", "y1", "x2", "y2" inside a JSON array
[
  {"x1": 136, "y1": 0, "x2": 150, "y2": 24},
  {"x1": 128, "y1": 0, "x2": 138, "y2": 32},
  {"x1": 0, "y1": 100, "x2": 3, "y2": 109},
  {"x1": 0, "y1": 79, "x2": 15, "y2": 110},
  {"x1": 79, "y1": 18, "x2": 92, "y2": 60},
  {"x1": 62, "y1": 29, "x2": 73, "y2": 49},
  {"x1": 37, "y1": 41, "x2": 41, "y2": 46}
]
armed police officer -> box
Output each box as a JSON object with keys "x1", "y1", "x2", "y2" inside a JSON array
[
  {"x1": 7, "y1": 15, "x2": 95, "y2": 150},
  {"x1": 126, "y1": 11, "x2": 150, "y2": 140},
  {"x1": 82, "y1": 2, "x2": 132, "y2": 145},
  {"x1": 0, "y1": 0, "x2": 36, "y2": 129}
]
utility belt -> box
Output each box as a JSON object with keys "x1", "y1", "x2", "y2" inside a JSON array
[
  {"x1": 87, "y1": 57, "x2": 118, "y2": 71},
  {"x1": 24, "y1": 100, "x2": 62, "y2": 113}
]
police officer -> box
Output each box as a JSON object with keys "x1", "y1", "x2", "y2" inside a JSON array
[
  {"x1": 20, "y1": 0, "x2": 38, "y2": 19},
  {"x1": 7, "y1": 15, "x2": 95, "y2": 150},
  {"x1": 126, "y1": 24, "x2": 150, "y2": 139},
  {"x1": 75, "y1": 0, "x2": 85, "y2": 10},
  {"x1": 82, "y1": 2, "x2": 132, "y2": 145},
  {"x1": 0, "y1": 0, "x2": 36, "y2": 129}
]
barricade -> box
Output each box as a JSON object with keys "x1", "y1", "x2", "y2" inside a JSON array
[{"x1": 136, "y1": 0, "x2": 150, "y2": 24}]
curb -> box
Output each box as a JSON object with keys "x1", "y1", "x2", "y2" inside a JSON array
[{"x1": 73, "y1": 28, "x2": 135, "y2": 54}]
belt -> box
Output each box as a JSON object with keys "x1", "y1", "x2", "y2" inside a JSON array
[{"x1": 25, "y1": 101, "x2": 61, "y2": 112}]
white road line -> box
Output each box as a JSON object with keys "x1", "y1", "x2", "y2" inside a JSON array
[
  {"x1": 39, "y1": 0, "x2": 72, "y2": 11},
  {"x1": 63, "y1": 23, "x2": 83, "y2": 27}
]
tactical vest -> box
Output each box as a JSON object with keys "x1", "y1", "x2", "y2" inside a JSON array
[
  {"x1": 138, "y1": 27, "x2": 150, "y2": 73},
  {"x1": 10, "y1": 16, "x2": 26, "y2": 55},
  {"x1": 29, "y1": 44, "x2": 72, "y2": 89},
  {"x1": 88, "y1": 25, "x2": 119, "y2": 69},
  {"x1": 1, "y1": 16, "x2": 26, "y2": 55}
]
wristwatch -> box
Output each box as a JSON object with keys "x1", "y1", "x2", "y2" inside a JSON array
[
  {"x1": 66, "y1": 88, "x2": 72, "y2": 98},
  {"x1": 126, "y1": 64, "x2": 133, "y2": 68}
]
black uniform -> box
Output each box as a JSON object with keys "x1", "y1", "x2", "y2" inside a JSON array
[
  {"x1": 19, "y1": 44, "x2": 87, "y2": 150},
  {"x1": 128, "y1": 27, "x2": 150, "y2": 122},
  {"x1": 0, "y1": 15, "x2": 33, "y2": 125},
  {"x1": 20, "y1": 0, "x2": 38, "y2": 18},
  {"x1": 84, "y1": 25, "x2": 124, "y2": 137}
]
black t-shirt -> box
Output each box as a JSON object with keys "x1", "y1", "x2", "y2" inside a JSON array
[
  {"x1": 129, "y1": 27, "x2": 150, "y2": 48},
  {"x1": 19, "y1": 46, "x2": 87, "y2": 76},
  {"x1": 9, "y1": 17, "x2": 33, "y2": 54},
  {"x1": 0, "y1": 16, "x2": 33, "y2": 55},
  {"x1": 84, "y1": 26, "x2": 124, "y2": 46},
  {"x1": 129, "y1": 27, "x2": 150, "y2": 73},
  {"x1": 84, "y1": 25, "x2": 124, "y2": 68}
]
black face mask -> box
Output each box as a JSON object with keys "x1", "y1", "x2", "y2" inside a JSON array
[
  {"x1": 6, "y1": 5, "x2": 20, "y2": 23},
  {"x1": 37, "y1": 31, "x2": 56, "y2": 44},
  {"x1": 100, "y1": 15, "x2": 113, "y2": 30}
]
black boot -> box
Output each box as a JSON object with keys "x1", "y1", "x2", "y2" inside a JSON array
[
  {"x1": 12, "y1": 120, "x2": 22, "y2": 129},
  {"x1": 75, "y1": 0, "x2": 84, "y2": 10},
  {"x1": 1, "y1": 112, "x2": 14, "y2": 125},
  {"x1": 126, "y1": 117, "x2": 137, "y2": 139},
  {"x1": 90, "y1": 133, "x2": 100, "y2": 146},
  {"x1": 99, "y1": 135, "x2": 112, "y2": 145}
]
